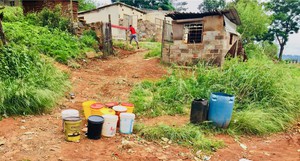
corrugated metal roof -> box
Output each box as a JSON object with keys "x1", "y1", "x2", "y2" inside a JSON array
[
  {"x1": 166, "y1": 8, "x2": 241, "y2": 25},
  {"x1": 78, "y1": 2, "x2": 146, "y2": 14}
]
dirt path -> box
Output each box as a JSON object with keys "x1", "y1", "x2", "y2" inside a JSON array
[{"x1": 0, "y1": 50, "x2": 299, "y2": 161}]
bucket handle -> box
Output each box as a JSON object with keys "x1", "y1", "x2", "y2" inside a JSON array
[
  {"x1": 211, "y1": 96, "x2": 217, "y2": 101},
  {"x1": 228, "y1": 98, "x2": 234, "y2": 103}
]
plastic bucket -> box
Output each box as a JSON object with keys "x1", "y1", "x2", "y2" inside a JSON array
[
  {"x1": 120, "y1": 113, "x2": 135, "y2": 134},
  {"x1": 113, "y1": 106, "x2": 127, "y2": 127},
  {"x1": 82, "y1": 100, "x2": 96, "y2": 119},
  {"x1": 208, "y1": 92, "x2": 235, "y2": 128},
  {"x1": 190, "y1": 98, "x2": 208, "y2": 124},
  {"x1": 102, "y1": 115, "x2": 118, "y2": 137},
  {"x1": 100, "y1": 108, "x2": 116, "y2": 116},
  {"x1": 87, "y1": 115, "x2": 104, "y2": 140},
  {"x1": 105, "y1": 102, "x2": 119, "y2": 108},
  {"x1": 121, "y1": 102, "x2": 134, "y2": 113},
  {"x1": 64, "y1": 117, "x2": 82, "y2": 142},
  {"x1": 90, "y1": 103, "x2": 105, "y2": 116},
  {"x1": 61, "y1": 109, "x2": 79, "y2": 132}
]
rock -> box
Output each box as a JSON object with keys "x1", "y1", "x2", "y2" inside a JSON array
[
  {"x1": 0, "y1": 137, "x2": 6, "y2": 146},
  {"x1": 121, "y1": 140, "x2": 135, "y2": 149},
  {"x1": 239, "y1": 159, "x2": 252, "y2": 161},
  {"x1": 21, "y1": 120, "x2": 26, "y2": 123},
  {"x1": 20, "y1": 126, "x2": 26, "y2": 130},
  {"x1": 23, "y1": 132, "x2": 35, "y2": 135},
  {"x1": 161, "y1": 137, "x2": 169, "y2": 142},
  {"x1": 239, "y1": 143, "x2": 247, "y2": 150},
  {"x1": 69, "y1": 93, "x2": 75, "y2": 99},
  {"x1": 85, "y1": 51, "x2": 97, "y2": 59},
  {"x1": 132, "y1": 74, "x2": 139, "y2": 78},
  {"x1": 203, "y1": 155, "x2": 211, "y2": 161}
]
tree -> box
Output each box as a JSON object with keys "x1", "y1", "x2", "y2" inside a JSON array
[
  {"x1": 170, "y1": 0, "x2": 188, "y2": 12},
  {"x1": 78, "y1": 0, "x2": 96, "y2": 11},
  {"x1": 232, "y1": 0, "x2": 270, "y2": 43},
  {"x1": 112, "y1": 0, "x2": 175, "y2": 11},
  {"x1": 265, "y1": 0, "x2": 300, "y2": 60},
  {"x1": 198, "y1": 0, "x2": 226, "y2": 12}
]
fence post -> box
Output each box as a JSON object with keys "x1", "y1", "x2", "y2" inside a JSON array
[
  {"x1": 161, "y1": 18, "x2": 166, "y2": 59},
  {"x1": 108, "y1": 14, "x2": 113, "y2": 55}
]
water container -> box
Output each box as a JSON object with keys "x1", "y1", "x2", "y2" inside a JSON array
[
  {"x1": 61, "y1": 109, "x2": 79, "y2": 132},
  {"x1": 102, "y1": 115, "x2": 118, "y2": 137},
  {"x1": 113, "y1": 106, "x2": 127, "y2": 127},
  {"x1": 82, "y1": 100, "x2": 97, "y2": 119},
  {"x1": 87, "y1": 115, "x2": 104, "y2": 140},
  {"x1": 120, "y1": 113, "x2": 135, "y2": 134},
  {"x1": 208, "y1": 92, "x2": 235, "y2": 128},
  {"x1": 90, "y1": 103, "x2": 105, "y2": 116},
  {"x1": 64, "y1": 117, "x2": 81, "y2": 142},
  {"x1": 105, "y1": 102, "x2": 119, "y2": 109},
  {"x1": 121, "y1": 102, "x2": 135, "y2": 113},
  {"x1": 190, "y1": 98, "x2": 208, "y2": 124}
]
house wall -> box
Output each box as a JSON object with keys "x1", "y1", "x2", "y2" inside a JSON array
[{"x1": 163, "y1": 15, "x2": 234, "y2": 66}]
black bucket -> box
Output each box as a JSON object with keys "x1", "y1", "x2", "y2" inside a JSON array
[
  {"x1": 87, "y1": 115, "x2": 104, "y2": 140},
  {"x1": 190, "y1": 98, "x2": 208, "y2": 124}
]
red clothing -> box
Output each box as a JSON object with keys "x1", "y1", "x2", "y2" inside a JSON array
[{"x1": 129, "y1": 26, "x2": 136, "y2": 34}]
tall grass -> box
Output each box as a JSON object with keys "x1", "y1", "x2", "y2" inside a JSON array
[
  {"x1": 130, "y1": 58, "x2": 300, "y2": 135},
  {"x1": 139, "y1": 42, "x2": 161, "y2": 59},
  {"x1": 0, "y1": 45, "x2": 70, "y2": 115},
  {"x1": 135, "y1": 124, "x2": 224, "y2": 153}
]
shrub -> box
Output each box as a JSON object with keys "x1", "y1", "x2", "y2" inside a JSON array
[
  {"x1": 130, "y1": 58, "x2": 300, "y2": 135},
  {"x1": 0, "y1": 45, "x2": 70, "y2": 115},
  {"x1": 1, "y1": 6, "x2": 23, "y2": 22}
]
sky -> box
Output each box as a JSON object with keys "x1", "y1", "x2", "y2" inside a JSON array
[{"x1": 98, "y1": 0, "x2": 299, "y2": 55}]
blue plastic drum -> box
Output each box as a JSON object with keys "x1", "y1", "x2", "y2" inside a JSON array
[{"x1": 208, "y1": 92, "x2": 235, "y2": 128}]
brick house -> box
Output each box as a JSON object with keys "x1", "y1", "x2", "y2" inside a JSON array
[{"x1": 162, "y1": 9, "x2": 245, "y2": 66}]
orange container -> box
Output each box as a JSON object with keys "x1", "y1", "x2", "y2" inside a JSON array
[
  {"x1": 121, "y1": 102, "x2": 134, "y2": 113},
  {"x1": 90, "y1": 103, "x2": 105, "y2": 116},
  {"x1": 112, "y1": 106, "x2": 127, "y2": 127}
]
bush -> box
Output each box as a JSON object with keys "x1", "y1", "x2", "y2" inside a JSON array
[
  {"x1": 130, "y1": 58, "x2": 300, "y2": 135},
  {"x1": 1, "y1": 6, "x2": 23, "y2": 22},
  {"x1": 0, "y1": 45, "x2": 70, "y2": 115}
]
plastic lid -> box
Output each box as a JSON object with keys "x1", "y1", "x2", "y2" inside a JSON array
[
  {"x1": 91, "y1": 103, "x2": 105, "y2": 109},
  {"x1": 105, "y1": 102, "x2": 119, "y2": 107},
  {"x1": 64, "y1": 116, "x2": 81, "y2": 121},
  {"x1": 113, "y1": 105, "x2": 127, "y2": 112},
  {"x1": 121, "y1": 102, "x2": 134, "y2": 107},
  {"x1": 88, "y1": 115, "x2": 104, "y2": 123},
  {"x1": 61, "y1": 109, "x2": 79, "y2": 118},
  {"x1": 120, "y1": 113, "x2": 135, "y2": 119},
  {"x1": 102, "y1": 114, "x2": 118, "y2": 120}
]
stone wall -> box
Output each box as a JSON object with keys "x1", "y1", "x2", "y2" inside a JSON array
[
  {"x1": 137, "y1": 20, "x2": 162, "y2": 42},
  {"x1": 162, "y1": 15, "x2": 235, "y2": 66}
]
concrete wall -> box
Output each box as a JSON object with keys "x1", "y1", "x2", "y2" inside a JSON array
[{"x1": 163, "y1": 15, "x2": 237, "y2": 66}]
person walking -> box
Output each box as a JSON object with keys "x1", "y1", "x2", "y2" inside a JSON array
[{"x1": 128, "y1": 25, "x2": 139, "y2": 49}]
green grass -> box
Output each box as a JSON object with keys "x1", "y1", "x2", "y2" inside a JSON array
[
  {"x1": 130, "y1": 58, "x2": 300, "y2": 135},
  {"x1": 134, "y1": 123, "x2": 224, "y2": 153},
  {"x1": 113, "y1": 40, "x2": 135, "y2": 51},
  {"x1": 139, "y1": 42, "x2": 161, "y2": 59},
  {"x1": 0, "y1": 45, "x2": 70, "y2": 115}
]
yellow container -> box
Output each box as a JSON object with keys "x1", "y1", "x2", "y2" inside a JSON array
[
  {"x1": 121, "y1": 102, "x2": 134, "y2": 113},
  {"x1": 64, "y1": 117, "x2": 81, "y2": 142},
  {"x1": 100, "y1": 108, "x2": 116, "y2": 116},
  {"x1": 82, "y1": 100, "x2": 96, "y2": 119},
  {"x1": 90, "y1": 103, "x2": 105, "y2": 116}
]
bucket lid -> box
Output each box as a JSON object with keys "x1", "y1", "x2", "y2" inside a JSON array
[
  {"x1": 64, "y1": 116, "x2": 81, "y2": 121},
  {"x1": 121, "y1": 102, "x2": 134, "y2": 107},
  {"x1": 113, "y1": 105, "x2": 127, "y2": 112},
  {"x1": 88, "y1": 115, "x2": 104, "y2": 123},
  {"x1": 61, "y1": 109, "x2": 79, "y2": 118},
  {"x1": 91, "y1": 103, "x2": 105, "y2": 109},
  {"x1": 102, "y1": 114, "x2": 118, "y2": 120},
  {"x1": 82, "y1": 100, "x2": 97, "y2": 106},
  {"x1": 105, "y1": 102, "x2": 119, "y2": 107},
  {"x1": 120, "y1": 113, "x2": 135, "y2": 119}
]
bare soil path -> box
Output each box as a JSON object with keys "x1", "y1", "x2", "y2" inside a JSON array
[{"x1": 0, "y1": 50, "x2": 299, "y2": 161}]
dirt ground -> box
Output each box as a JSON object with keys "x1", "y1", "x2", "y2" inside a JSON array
[{"x1": 0, "y1": 49, "x2": 299, "y2": 161}]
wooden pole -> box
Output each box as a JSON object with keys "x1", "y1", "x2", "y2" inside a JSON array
[
  {"x1": 161, "y1": 18, "x2": 166, "y2": 59},
  {"x1": 108, "y1": 14, "x2": 113, "y2": 55}
]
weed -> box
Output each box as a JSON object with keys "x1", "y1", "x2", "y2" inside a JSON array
[{"x1": 139, "y1": 42, "x2": 161, "y2": 59}]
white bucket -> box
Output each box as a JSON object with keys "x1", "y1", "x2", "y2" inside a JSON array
[
  {"x1": 102, "y1": 115, "x2": 118, "y2": 137},
  {"x1": 61, "y1": 109, "x2": 79, "y2": 132},
  {"x1": 120, "y1": 113, "x2": 135, "y2": 134}
]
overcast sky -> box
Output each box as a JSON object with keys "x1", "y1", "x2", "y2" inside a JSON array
[{"x1": 98, "y1": 0, "x2": 299, "y2": 55}]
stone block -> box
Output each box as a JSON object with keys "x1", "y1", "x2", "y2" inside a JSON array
[
  {"x1": 181, "y1": 49, "x2": 189, "y2": 53},
  {"x1": 215, "y1": 45, "x2": 223, "y2": 49},
  {"x1": 179, "y1": 44, "x2": 188, "y2": 49},
  {"x1": 215, "y1": 35, "x2": 224, "y2": 40},
  {"x1": 210, "y1": 49, "x2": 219, "y2": 53}
]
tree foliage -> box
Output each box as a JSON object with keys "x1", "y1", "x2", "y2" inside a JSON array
[
  {"x1": 198, "y1": 0, "x2": 226, "y2": 12},
  {"x1": 112, "y1": 0, "x2": 175, "y2": 11},
  {"x1": 170, "y1": 0, "x2": 188, "y2": 12},
  {"x1": 265, "y1": 0, "x2": 300, "y2": 60},
  {"x1": 232, "y1": 0, "x2": 270, "y2": 43},
  {"x1": 78, "y1": 0, "x2": 96, "y2": 11}
]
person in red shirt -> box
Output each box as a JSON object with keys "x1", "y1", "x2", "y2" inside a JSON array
[{"x1": 128, "y1": 25, "x2": 139, "y2": 49}]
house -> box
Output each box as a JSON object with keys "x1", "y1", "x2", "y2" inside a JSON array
[
  {"x1": 22, "y1": 0, "x2": 78, "y2": 19},
  {"x1": 0, "y1": 0, "x2": 19, "y2": 6},
  {"x1": 162, "y1": 9, "x2": 244, "y2": 66},
  {"x1": 78, "y1": 2, "x2": 146, "y2": 40}
]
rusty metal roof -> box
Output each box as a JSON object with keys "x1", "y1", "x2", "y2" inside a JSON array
[{"x1": 166, "y1": 8, "x2": 241, "y2": 25}]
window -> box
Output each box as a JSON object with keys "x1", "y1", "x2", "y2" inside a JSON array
[
  {"x1": 183, "y1": 23, "x2": 203, "y2": 43},
  {"x1": 229, "y1": 34, "x2": 233, "y2": 45},
  {"x1": 9, "y1": 1, "x2": 15, "y2": 6}
]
